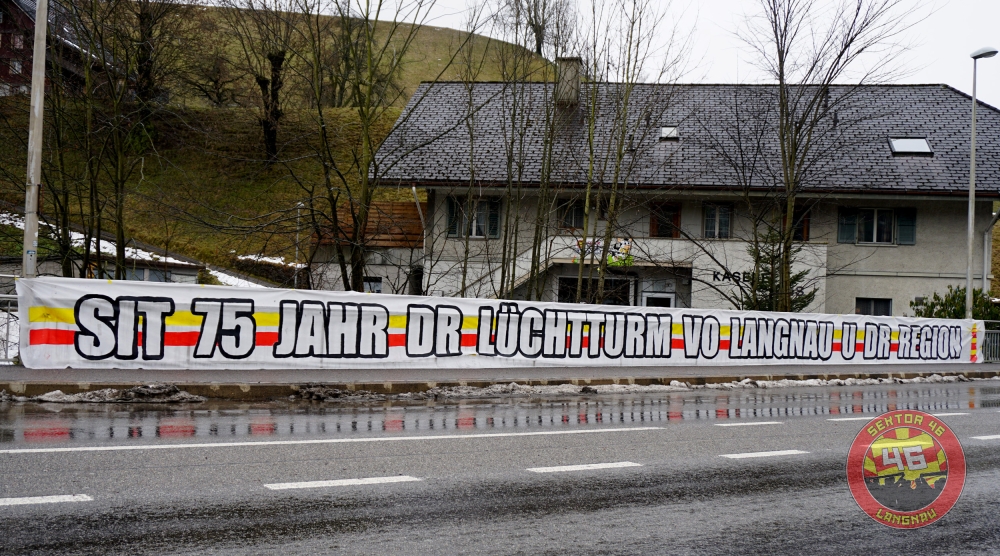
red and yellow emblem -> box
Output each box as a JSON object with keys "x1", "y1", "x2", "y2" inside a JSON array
[{"x1": 847, "y1": 410, "x2": 966, "y2": 528}]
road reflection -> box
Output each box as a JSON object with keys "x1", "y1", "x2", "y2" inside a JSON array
[{"x1": 1, "y1": 385, "x2": 996, "y2": 447}]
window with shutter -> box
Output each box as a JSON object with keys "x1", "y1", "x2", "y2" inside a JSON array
[
  {"x1": 486, "y1": 199, "x2": 500, "y2": 237},
  {"x1": 650, "y1": 203, "x2": 681, "y2": 238},
  {"x1": 792, "y1": 209, "x2": 810, "y2": 241},
  {"x1": 896, "y1": 208, "x2": 916, "y2": 245},
  {"x1": 446, "y1": 197, "x2": 460, "y2": 237}
]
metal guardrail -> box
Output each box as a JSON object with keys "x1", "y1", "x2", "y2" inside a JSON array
[
  {"x1": 982, "y1": 328, "x2": 1000, "y2": 363},
  {"x1": 0, "y1": 294, "x2": 17, "y2": 364}
]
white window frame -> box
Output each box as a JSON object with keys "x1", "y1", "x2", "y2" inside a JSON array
[
  {"x1": 703, "y1": 204, "x2": 731, "y2": 239},
  {"x1": 10, "y1": 60, "x2": 22, "y2": 75},
  {"x1": 448, "y1": 196, "x2": 500, "y2": 239},
  {"x1": 857, "y1": 208, "x2": 894, "y2": 244}
]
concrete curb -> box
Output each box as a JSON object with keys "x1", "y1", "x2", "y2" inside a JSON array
[{"x1": 2, "y1": 369, "x2": 999, "y2": 401}]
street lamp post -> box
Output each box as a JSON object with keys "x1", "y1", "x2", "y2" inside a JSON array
[{"x1": 967, "y1": 47, "x2": 999, "y2": 318}]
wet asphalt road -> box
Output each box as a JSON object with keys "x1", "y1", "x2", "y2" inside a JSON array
[{"x1": 1, "y1": 382, "x2": 999, "y2": 554}]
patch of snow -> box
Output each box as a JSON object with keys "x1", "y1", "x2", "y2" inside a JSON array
[
  {"x1": 237, "y1": 254, "x2": 306, "y2": 269},
  {"x1": 2, "y1": 212, "x2": 269, "y2": 288},
  {"x1": 209, "y1": 269, "x2": 267, "y2": 288}
]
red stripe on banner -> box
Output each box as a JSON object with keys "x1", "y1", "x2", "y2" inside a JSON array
[
  {"x1": 720, "y1": 340, "x2": 730, "y2": 350},
  {"x1": 29, "y1": 329, "x2": 75, "y2": 345},
  {"x1": 672, "y1": 338, "x2": 684, "y2": 349},
  {"x1": 163, "y1": 332, "x2": 200, "y2": 346},
  {"x1": 856, "y1": 342, "x2": 865, "y2": 351},
  {"x1": 388, "y1": 333, "x2": 406, "y2": 347},
  {"x1": 33, "y1": 329, "x2": 282, "y2": 349},
  {"x1": 890, "y1": 343, "x2": 899, "y2": 352},
  {"x1": 256, "y1": 332, "x2": 279, "y2": 347},
  {"x1": 461, "y1": 333, "x2": 477, "y2": 347},
  {"x1": 832, "y1": 342, "x2": 842, "y2": 351}
]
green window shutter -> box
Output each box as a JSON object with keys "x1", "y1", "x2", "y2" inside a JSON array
[
  {"x1": 447, "y1": 197, "x2": 460, "y2": 237},
  {"x1": 487, "y1": 199, "x2": 501, "y2": 238},
  {"x1": 896, "y1": 208, "x2": 916, "y2": 245},
  {"x1": 837, "y1": 208, "x2": 857, "y2": 243}
]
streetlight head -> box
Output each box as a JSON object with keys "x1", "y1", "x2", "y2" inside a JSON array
[{"x1": 971, "y1": 47, "x2": 999, "y2": 60}]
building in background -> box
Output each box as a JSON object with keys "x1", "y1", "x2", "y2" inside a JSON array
[{"x1": 315, "y1": 63, "x2": 1000, "y2": 317}]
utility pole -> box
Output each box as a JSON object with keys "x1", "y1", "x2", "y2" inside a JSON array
[{"x1": 22, "y1": 0, "x2": 49, "y2": 278}]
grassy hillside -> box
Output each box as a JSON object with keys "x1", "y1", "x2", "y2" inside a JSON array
[{"x1": 0, "y1": 20, "x2": 545, "y2": 281}]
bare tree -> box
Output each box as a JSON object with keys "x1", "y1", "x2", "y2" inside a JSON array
[
  {"x1": 571, "y1": 0, "x2": 687, "y2": 304},
  {"x1": 180, "y1": 9, "x2": 241, "y2": 107},
  {"x1": 502, "y1": 0, "x2": 572, "y2": 57},
  {"x1": 219, "y1": 0, "x2": 298, "y2": 162},
  {"x1": 736, "y1": 0, "x2": 918, "y2": 311}
]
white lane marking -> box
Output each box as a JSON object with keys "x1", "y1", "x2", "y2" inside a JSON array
[
  {"x1": 932, "y1": 413, "x2": 968, "y2": 417},
  {"x1": 0, "y1": 494, "x2": 93, "y2": 507},
  {"x1": 0, "y1": 427, "x2": 663, "y2": 455},
  {"x1": 527, "y1": 461, "x2": 642, "y2": 473},
  {"x1": 265, "y1": 476, "x2": 421, "y2": 490},
  {"x1": 714, "y1": 421, "x2": 783, "y2": 427},
  {"x1": 971, "y1": 435, "x2": 1000, "y2": 440},
  {"x1": 720, "y1": 450, "x2": 809, "y2": 459},
  {"x1": 827, "y1": 417, "x2": 874, "y2": 422}
]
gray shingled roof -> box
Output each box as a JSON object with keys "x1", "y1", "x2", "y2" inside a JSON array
[
  {"x1": 8, "y1": 0, "x2": 81, "y2": 54},
  {"x1": 377, "y1": 82, "x2": 1000, "y2": 196}
]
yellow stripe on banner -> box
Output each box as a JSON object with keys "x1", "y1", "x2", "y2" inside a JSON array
[
  {"x1": 856, "y1": 330, "x2": 865, "y2": 340},
  {"x1": 164, "y1": 311, "x2": 202, "y2": 327},
  {"x1": 891, "y1": 331, "x2": 899, "y2": 341},
  {"x1": 31, "y1": 307, "x2": 281, "y2": 327},
  {"x1": 720, "y1": 325, "x2": 731, "y2": 337},
  {"x1": 462, "y1": 316, "x2": 479, "y2": 330},
  {"x1": 255, "y1": 312, "x2": 280, "y2": 327},
  {"x1": 29, "y1": 306, "x2": 75, "y2": 324},
  {"x1": 833, "y1": 329, "x2": 843, "y2": 340},
  {"x1": 672, "y1": 323, "x2": 683, "y2": 335},
  {"x1": 389, "y1": 315, "x2": 407, "y2": 329}
]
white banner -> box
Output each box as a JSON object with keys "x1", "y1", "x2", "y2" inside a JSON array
[{"x1": 18, "y1": 277, "x2": 983, "y2": 369}]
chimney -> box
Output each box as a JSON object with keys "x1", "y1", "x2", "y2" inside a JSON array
[{"x1": 555, "y1": 57, "x2": 582, "y2": 106}]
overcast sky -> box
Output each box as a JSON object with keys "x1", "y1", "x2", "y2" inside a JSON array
[{"x1": 420, "y1": 0, "x2": 1000, "y2": 108}]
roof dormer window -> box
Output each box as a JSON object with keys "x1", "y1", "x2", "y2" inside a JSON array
[
  {"x1": 888, "y1": 137, "x2": 932, "y2": 156},
  {"x1": 660, "y1": 126, "x2": 679, "y2": 141}
]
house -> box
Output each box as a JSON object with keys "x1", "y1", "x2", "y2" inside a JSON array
[
  {"x1": 0, "y1": 0, "x2": 33, "y2": 94},
  {"x1": 312, "y1": 201, "x2": 426, "y2": 295},
  {"x1": 0, "y1": 0, "x2": 85, "y2": 96},
  {"x1": 316, "y1": 60, "x2": 1000, "y2": 317}
]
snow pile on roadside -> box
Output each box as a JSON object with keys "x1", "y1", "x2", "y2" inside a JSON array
[
  {"x1": 291, "y1": 385, "x2": 386, "y2": 401},
  {"x1": 289, "y1": 373, "x2": 999, "y2": 402},
  {"x1": 421, "y1": 380, "x2": 692, "y2": 399},
  {"x1": 0, "y1": 384, "x2": 205, "y2": 403}
]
